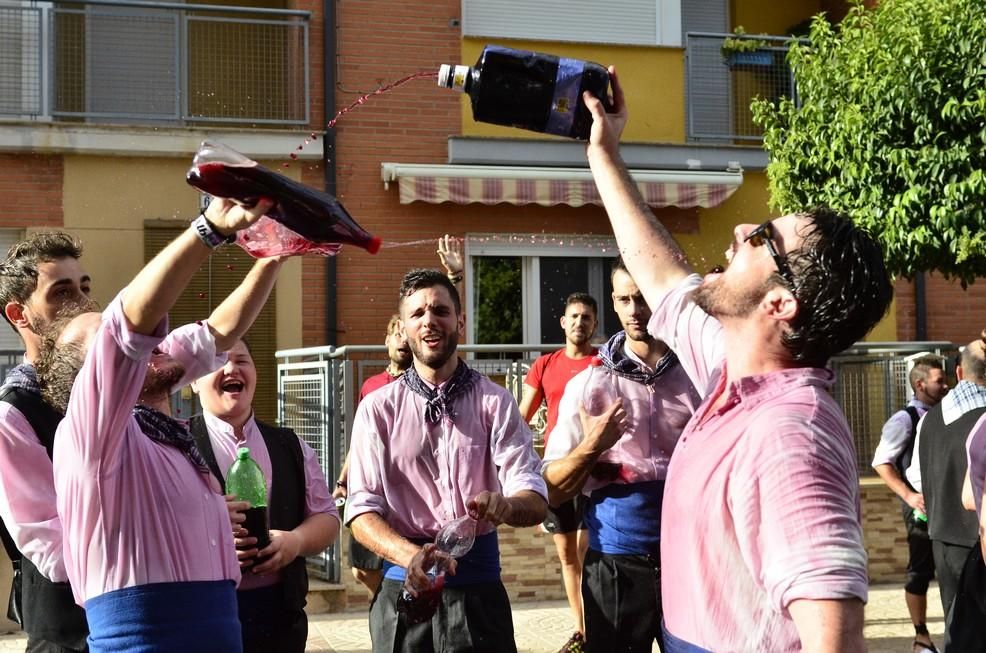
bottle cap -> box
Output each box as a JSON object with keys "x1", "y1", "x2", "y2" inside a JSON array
[
  {"x1": 438, "y1": 64, "x2": 453, "y2": 88},
  {"x1": 236, "y1": 446, "x2": 251, "y2": 460},
  {"x1": 437, "y1": 65, "x2": 470, "y2": 92}
]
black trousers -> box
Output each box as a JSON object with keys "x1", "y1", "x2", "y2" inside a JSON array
[
  {"x1": 903, "y1": 504, "x2": 936, "y2": 595},
  {"x1": 932, "y1": 539, "x2": 974, "y2": 622},
  {"x1": 582, "y1": 549, "x2": 664, "y2": 653},
  {"x1": 237, "y1": 583, "x2": 308, "y2": 653},
  {"x1": 943, "y1": 544, "x2": 986, "y2": 653},
  {"x1": 21, "y1": 558, "x2": 88, "y2": 652},
  {"x1": 369, "y1": 578, "x2": 515, "y2": 653}
]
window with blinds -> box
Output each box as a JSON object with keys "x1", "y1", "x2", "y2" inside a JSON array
[
  {"x1": 144, "y1": 223, "x2": 278, "y2": 423},
  {"x1": 462, "y1": 0, "x2": 682, "y2": 47}
]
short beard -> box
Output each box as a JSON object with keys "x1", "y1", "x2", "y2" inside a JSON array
[
  {"x1": 140, "y1": 363, "x2": 185, "y2": 402},
  {"x1": 408, "y1": 332, "x2": 459, "y2": 370},
  {"x1": 693, "y1": 278, "x2": 766, "y2": 319}
]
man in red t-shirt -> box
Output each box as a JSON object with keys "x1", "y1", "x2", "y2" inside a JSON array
[{"x1": 519, "y1": 292, "x2": 598, "y2": 652}]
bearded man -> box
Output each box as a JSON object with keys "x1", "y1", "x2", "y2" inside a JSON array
[
  {"x1": 346, "y1": 268, "x2": 548, "y2": 653},
  {"x1": 584, "y1": 68, "x2": 894, "y2": 651},
  {"x1": 35, "y1": 198, "x2": 282, "y2": 652}
]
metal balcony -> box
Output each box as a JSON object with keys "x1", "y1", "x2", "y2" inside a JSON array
[
  {"x1": 0, "y1": 0, "x2": 310, "y2": 126},
  {"x1": 685, "y1": 31, "x2": 801, "y2": 143}
]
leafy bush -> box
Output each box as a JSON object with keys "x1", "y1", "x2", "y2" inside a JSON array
[{"x1": 753, "y1": 0, "x2": 986, "y2": 285}]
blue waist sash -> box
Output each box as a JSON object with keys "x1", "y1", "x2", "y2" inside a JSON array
[
  {"x1": 382, "y1": 530, "x2": 500, "y2": 587},
  {"x1": 662, "y1": 622, "x2": 712, "y2": 653},
  {"x1": 585, "y1": 479, "x2": 665, "y2": 557},
  {"x1": 85, "y1": 580, "x2": 241, "y2": 653}
]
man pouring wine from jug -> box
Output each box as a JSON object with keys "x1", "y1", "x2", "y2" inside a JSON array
[{"x1": 345, "y1": 268, "x2": 549, "y2": 653}]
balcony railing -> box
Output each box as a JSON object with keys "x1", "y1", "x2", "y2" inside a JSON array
[
  {"x1": 685, "y1": 31, "x2": 801, "y2": 143},
  {"x1": 0, "y1": 0, "x2": 310, "y2": 126}
]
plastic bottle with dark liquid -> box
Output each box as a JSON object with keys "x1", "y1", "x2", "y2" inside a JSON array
[
  {"x1": 186, "y1": 141, "x2": 381, "y2": 256},
  {"x1": 226, "y1": 446, "x2": 271, "y2": 551},
  {"x1": 396, "y1": 515, "x2": 478, "y2": 624},
  {"x1": 438, "y1": 45, "x2": 611, "y2": 140}
]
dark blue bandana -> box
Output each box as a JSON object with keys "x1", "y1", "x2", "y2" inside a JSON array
[
  {"x1": 402, "y1": 359, "x2": 481, "y2": 425},
  {"x1": 2, "y1": 363, "x2": 41, "y2": 394},
  {"x1": 133, "y1": 404, "x2": 209, "y2": 472},
  {"x1": 597, "y1": 331, "x2": 679, "y2": 386}
]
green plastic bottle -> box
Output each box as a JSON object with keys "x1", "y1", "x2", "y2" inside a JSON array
[{"x1": 226, "y1": 447, "x2": 271, "y2": 550}]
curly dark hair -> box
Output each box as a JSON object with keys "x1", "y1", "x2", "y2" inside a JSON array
[
  {"x1": 0, "y1": 232, "x2": 83, "y2": 329},
  {"x1": 399, "y1": 268, "x2": 461, "y2": 314},
  {"x1": 779, "y1": 208, "x2": 894, "y2": 367},
  {"x1": 35, "y1": 314, "x2": 88, "y2": 414}
]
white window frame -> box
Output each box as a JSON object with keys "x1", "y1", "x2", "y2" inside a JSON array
[{"x1": 465, "y1": 232, "x2": 618, "y2": 346}]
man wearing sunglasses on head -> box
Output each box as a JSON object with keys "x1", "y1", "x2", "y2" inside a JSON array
[{"x1": 582, "y1": 68, "x2": 894, "y2": 652}]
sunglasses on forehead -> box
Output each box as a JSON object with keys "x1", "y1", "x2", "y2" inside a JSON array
[{"x1": 744, "y1": 221, "x2": 795, "y2": 286}]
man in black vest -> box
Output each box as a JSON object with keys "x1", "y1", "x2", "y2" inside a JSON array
[
  {"x1": 910, "y1": 337, "x2": 986, "y2": 632},
  {"x1": 871, "y1": 356, "x2": 948, "y2": 653},
  {"x1": 0, "y1": 232, "x2": 91, "y2": 652},
  {"x1": 190, "y1": 338, "x2": 340, "y2": 653}
]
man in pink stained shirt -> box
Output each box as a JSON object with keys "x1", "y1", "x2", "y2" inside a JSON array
[
  {"x1": 190, "y1": 338, "x2": 340, "y2": 652},
  {"x1": 583, "y1": 70, "x2": 894, "y2": 651},
  {"x1": 35, "y1": 198, "x2": 280, "y2": 652},
  {"x1": 346, "y1": 268, "x2": 548, "y2": 653}
]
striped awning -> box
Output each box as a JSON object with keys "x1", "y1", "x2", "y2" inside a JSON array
[{"x1": 381, "y1": 162, "x2": 742, "y2": 209}]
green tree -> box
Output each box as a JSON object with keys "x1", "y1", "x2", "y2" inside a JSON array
[{"x1": 753, "y1": 0, "x2": 986, "y2": 285}]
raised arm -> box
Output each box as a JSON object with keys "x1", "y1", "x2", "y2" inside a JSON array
[
  {"x1": 208, "y1": 257, "x2": 284, "y2": 352},
  {"x1": 584, "y1": 67, "x2": 693, "y2": 310},
  {"x1": 122, "y1": 198, "x2": 271, "y2": 335}
]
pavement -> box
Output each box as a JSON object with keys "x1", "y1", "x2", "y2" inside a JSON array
[{"x1": 0, "y1": 583, "x2": 944, "y2": 652}]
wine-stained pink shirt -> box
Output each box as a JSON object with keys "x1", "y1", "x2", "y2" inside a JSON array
[
  {"x1": 345, "y1": 372, "x2": 547, "y2": 539},
  {"x1": 53, "y1": 295, "x2": 238, "y2": 604},
  {"x1": 542, "y1": 345, "x2": 700, "y2": 492},
  {"x1": 650, "y1": 275, "x2": 868, "y2": 651},
  {"x1": 201, "y1": 411, "x2": 339, "y2": 590}
]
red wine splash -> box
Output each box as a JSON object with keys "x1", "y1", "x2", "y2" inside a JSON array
[{"x1": 283, "y1": 71, "x2": 440, "y2": 168}]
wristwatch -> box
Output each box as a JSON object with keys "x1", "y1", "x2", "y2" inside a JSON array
[{"x1": 191, "y1": 214, "x2": 236, "y2": 249}]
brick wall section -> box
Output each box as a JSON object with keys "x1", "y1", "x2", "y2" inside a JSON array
[
  {"x1": 329, "y1": 0, "x2": 464, "y2": 345},
  {"x1": 860, "y1": 479, "x2": 909, "y2": 584},
  {"x1": 0, "y1": 154, "x2": 63, "y2": 229},
  {"x1": 328, "y1": 482, "x2": 905, "y2": 611},
  {"x1": 896, "y1": 274, "x2": 986, "y2": 345}
]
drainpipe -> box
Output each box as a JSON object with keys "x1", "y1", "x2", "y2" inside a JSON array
[
  {"x1": 914, "y1": 272, "x2": 927, "y2": 341},
  {"x1": 322, "y1": 0, "x2": 338, "y2": 346}
]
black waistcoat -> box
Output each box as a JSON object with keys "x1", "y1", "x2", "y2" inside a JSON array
[
  {"x1": 0, "y1": 385, "x2": 89, "y2": 648},
  {"x1": 918, "y1": 402, "x2": 984, "y2": 547},
  {"x1": 189, "y1": 415, "x2": 309, "y2": 611}
]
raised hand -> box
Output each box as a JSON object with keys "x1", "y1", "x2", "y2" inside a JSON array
[
  {"x1": 437, "y1": 234, "x2": 463, "y2": 276},
  {"x1": 584, "y1": 65, "x2": 628, "y2": 157},
  {"x1": 203, "y1": 196, "x2": 274, "y2": 236}
]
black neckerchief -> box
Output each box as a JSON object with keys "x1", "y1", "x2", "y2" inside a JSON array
[
  {"x1": 132, "y1": 404, "x2": 209, "y2": 472},
  {"x1": 597, "y1": 330, "x2": 679, "y2": 385},
  {"x1": 401, "y1": 359, "x2": 481, "y2": 424}
]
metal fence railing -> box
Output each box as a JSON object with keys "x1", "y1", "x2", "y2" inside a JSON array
[
  {"x1": 829, "y1": 342, "x2": 958, "y2": 477},
  {"x1": 276, "y1": 340, "x2": 959, "y2": 581},
  {"x1": 0, "y1": 0, "x2": 310, "y2": 125},
  {"x1": 275, "y1": 344, "x2": 556, "y2": 582},
  {"x1": 685, "y1": 31, "x2": 801, "y2": 142}
]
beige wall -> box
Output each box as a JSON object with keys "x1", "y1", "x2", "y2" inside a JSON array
[{"x1": 57, "y1": 155, "x2": 303, "y2": 351}]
